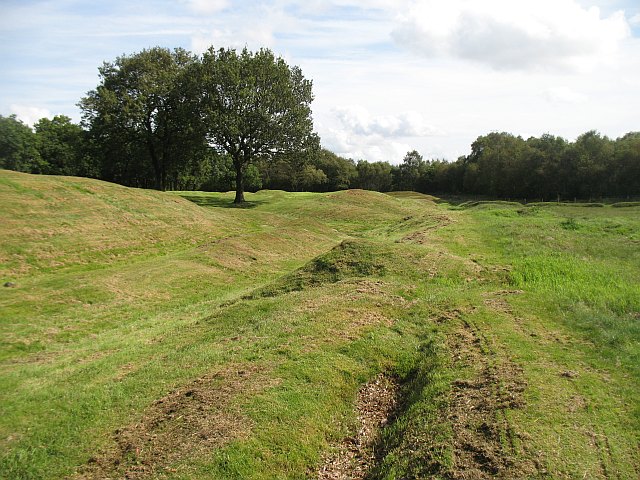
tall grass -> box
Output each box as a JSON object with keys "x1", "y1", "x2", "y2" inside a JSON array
[{"x1": 510, "y1": 253, "x2": 639, "y2": 314}]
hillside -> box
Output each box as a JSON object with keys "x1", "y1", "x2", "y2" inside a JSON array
[
  {"x1": 0, "y1": 170, "x2": 238, "y2": 279},
  {"x1": 1, "y1": 171, "x2": 639, "y2": 479}
]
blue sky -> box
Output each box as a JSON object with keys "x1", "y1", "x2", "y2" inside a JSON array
[{"x1": 1, "y1": 0, "x2": 639, "y2": 163}]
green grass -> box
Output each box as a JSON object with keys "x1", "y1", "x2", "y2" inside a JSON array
[{"x1": 1, "y1": 170, "x2": 639, "y2": 479}]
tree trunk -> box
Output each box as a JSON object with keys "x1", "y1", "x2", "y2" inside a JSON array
[
  {"x1": 147, "y1": 140, "x2": 164, "y2": 191},
  {"x1": 234, "y1": 161, "x2": 245, "y2": 203}
]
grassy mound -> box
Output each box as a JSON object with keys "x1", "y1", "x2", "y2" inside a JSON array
[
  {"x1": 526, "y1": 201, "x2": 605, "y2": 207},
  {"x1": 0, "y1": 170, "x2": 234, "y2": 279},
  {"x1": 611, "y1": 201, "x2": 640, "y2": 207},
  {"x1": 1, "y1": 178, "x2": 639, "y2": 479}
]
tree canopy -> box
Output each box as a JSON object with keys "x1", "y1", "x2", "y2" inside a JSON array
[
  {"x1": 199, "y1": 47, "x2": 319, "y2": 202},
  {"x1": 34, "y1": 115, "x2": 95, "y2": 177},
  {"x1": 0, "y1": 115, "x2": 42, "y2": 173},
  {"x1": 79, "y1": 47, "x2": 208, "y2": 190},
  {"x1": 2, "y1": 45, "x2": 638, "y2": 201}
]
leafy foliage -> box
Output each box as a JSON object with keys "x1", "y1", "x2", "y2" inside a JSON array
[
  {"x1": 79, "y1": 47, "x2": 208, "y2": 190},
  {"x1": 0, "y1": 115, "x2": 43, "y2": 173},
  {"x1": 1, "y1": 45, "x2": 638, "y2": 200},
  {"x1": 34, "y1": 115, "x2": 96, "y2": 177},
  {"x1": 391, "y1": 131, "x2": 640, "y2": 199},
  {"x1": 200, "y1": 47, "x2": 319, "y2": 202}
]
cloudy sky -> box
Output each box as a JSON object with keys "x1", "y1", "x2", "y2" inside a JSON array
[{"x1": 1, "y1": 0, "x2": 639, "y2": 163}]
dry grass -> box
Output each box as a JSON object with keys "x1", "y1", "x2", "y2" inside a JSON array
[{"x1": 2, "y1": 172, "x2": 638, "y2": 479}]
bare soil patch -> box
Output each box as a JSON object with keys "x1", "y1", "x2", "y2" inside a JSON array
[
  {"x1": 445, "y1": 318, "x2": 537, "y2": 479},
  {"x1": 74, "y1": 364, "x2": 276, "y2": 479},
  {"x1": 399, "y1": 214, "x2": 453, "y2": 245},
  {"x1": 482, "y1": 290, "x2": 524, "y2": 316},
  {"x1": 318, "y1": 374, "x2": 399, "y2": 480}
]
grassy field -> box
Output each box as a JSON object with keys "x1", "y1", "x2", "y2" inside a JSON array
[{"x1": 1, "y1": 170, "x2": 638, "y2": 479}]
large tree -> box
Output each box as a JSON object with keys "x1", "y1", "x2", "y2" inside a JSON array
[
  {"x1": 200, "y1": 47, "x2": 319, "y2": 203},
  {"x1": 79, "y1": 47, "x2": 207, "y2": 190}
]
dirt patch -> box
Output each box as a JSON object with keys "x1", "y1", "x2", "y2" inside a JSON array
[
  {"x1": 342, "y1": 189, "x2": 369, "y2": 197},
  {"x1": 435, "y1": 307, "x2": 474, "y2": 325},
  {"x1": 328, "y1": 310, "x2": 394, "y2": 342},
  {"x1": 344, "y1": 279, "x2": 411, "y2": 307},
  {"x1": 318, "y1": 374, "x2": 399, "y2": 480},
  {"x1": 114, "y1": 362, "x2": 137, "y2": 381},
  {"x1": 4, "y1": 349, "x2": 61, "y2": 366},
  {"x1": 75, "y1": 364, "x2": 277, "y2": 479},
  {"x1": 567, "y1": 394, "x2": 588, "y2": 413},
  {"x1": 445, "y1": 319, "x2": 536, "y2": 479},
  {"x1": 399, "y1": 214, "x2": 453, "y2": 244},
  {"x1": 482, "y1": 290, "x2": 524, "y2": 315},
  {"x1": 353, "y1": 279, "x2": 387, "y2": 296}
]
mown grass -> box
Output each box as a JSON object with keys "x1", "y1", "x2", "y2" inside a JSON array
[
  {"x1": 423, "y1": 200, "x2": 640, "y2": 477},
  {"x1": 1, "y1": 170, "x2": 639, "y2": 479}
]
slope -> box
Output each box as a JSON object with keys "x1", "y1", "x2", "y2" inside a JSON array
[{"x1": 1, "y1": 171, "x2": 638, "y2": 479}]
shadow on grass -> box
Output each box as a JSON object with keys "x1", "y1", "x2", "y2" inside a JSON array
[
  {"x1": 179, "y1": 194, "x2": 266, "y2": 209},
  {"x1": 432, "y1": 194, "x2": 493, "y2": 206},
  {"x1": 431, "y1": 194, "x2": 640, "y2": 207},
  {"x1": 386, "y1": 192, "x2": 494, "y2": 206}
]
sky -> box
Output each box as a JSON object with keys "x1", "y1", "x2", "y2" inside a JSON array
[{"x1": 1, "y1": 0, "x2": 639, "y2": 164}]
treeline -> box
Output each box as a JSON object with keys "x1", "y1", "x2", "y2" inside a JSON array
[
  {"x1": 2, "y1": 112, "x2": 638, "y2": 200},
  {"x1": 0, "y1": 46, "x2": 638, "y2": 199},
  {"x1": 439, "y1": 131, "x2": 640, "y2": 200},
  {"x1": 260, "y1": 131, "x2": 640, "y2": 200},
  {"x1": 0, "y1": 114, "x2": 96, "y2": 178},
  {"x1": 0, "y1": 113, "x2": 386, "y2": 192}
]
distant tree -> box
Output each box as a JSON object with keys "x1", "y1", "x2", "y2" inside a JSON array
[
  {"x1": 462, "y1": 160, "x2": 479, "y2": 193},
  {"x1": 243, "y1": 164, "x2": 263, "y2": 192},
  {"x1": 79, "y1": 47, "x2": 207, "y2": 190},
  {"x1": 355, "y1": 160, "x2": 393, "y2": 191},
  {"x1": 571, "y1": 130, "x2": 614, "y2": 199},
  {"x1": 0, "y1": 114, "x2": 43, "y2": 173},
  {"x1": 438, "y1": 157, "x2": 467, "y2": 193},
  {"x1": 525, "y1": 134, "x2": 569, "y2": 200},
  {"x1": 200, "y1": 154, "x2": 235, "y2": 191},
  {"x1": 395, "y1": 150, "x2": 424, "y2": 191},
  {"x1": 33, "y1": 115, "x2": 96, "y2": 177},
  {"x1": 259, "y1": 158, "x2": 294, "y2": 190},
  {"x1": 310, "y1": 149, "x2": 356, "y2": 191},
  {"x1": 298, "y1": 164, "x2": 328, "y2": 191},
  {"x1": 612, "y1": 132, "x2": 640, "y2": 197},
  {"x1": 467, "y1": 132, "x2": 527, "y2": 197},
  {"x1": 200, "y1": 47, "x2": 319, "y2": 203}
]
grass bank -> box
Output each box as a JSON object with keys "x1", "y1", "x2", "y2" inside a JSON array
[{"x1": 1, "y1": 171, "x2": 638, "y2": 478}]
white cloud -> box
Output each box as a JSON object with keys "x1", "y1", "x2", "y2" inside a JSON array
[
  {"x1": 288, "y1": 0, "x2": 408, "y2": 14},
  {"x1": 189, "y1": 2, "x2": 289, "y2": 53},
  {"x1": 191, "y1": 23, "x2": 276, "y2": 53},
  {"x1": 183, "y1": 0, "x2": 229, "y2": 15},
  {"x1": 10, "y1": 105, "x2": 52, "y2": 127},
  {"x1": 333, "y1": 106, "x2": 440, "y2": 137},
  {"x1": 320, "y1": 123, "x2": 412, "y2": 162},
  {"x1": 630, "y1": 13, "x2": 640, "y2": 26},
  {"x1": 318, "y1": 105, "x2": 442, "y2": 162},
  {"x1": 392, "y1": 0, "x2": 631, "y2": 72},
  {"x1": 543, "y1": 86, "x2": 588, "y2": 104}
]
